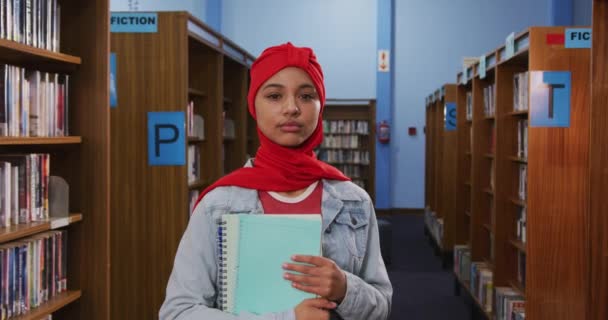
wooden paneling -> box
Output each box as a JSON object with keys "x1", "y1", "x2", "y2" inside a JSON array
[
  {"x1": 110, "y1": 12, "x2": 189, "y2": 320},
  {"x1": 526, "y1": 27, "x2": 590, "y2": 320},
  {"x1": 471, "y1": 76, "x2": 488, "y2": 262},
  {"x1": 589, "y1": 2, "x2": 608, "y2": 319},
  {"x1": 456, "y1": 84, "x2": 471, "y2": 245},
  {"x1": 223, "y1": 57, "x2": 248, "y2": 172}
]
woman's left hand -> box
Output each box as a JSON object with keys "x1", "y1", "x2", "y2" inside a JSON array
[{"x1": 283, "y1": 255, "x2": 347, "y2": 302}]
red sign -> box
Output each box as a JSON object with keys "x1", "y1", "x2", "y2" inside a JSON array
[{"x1": 547, "y1": 33, "x2": 565, "y2": 45}]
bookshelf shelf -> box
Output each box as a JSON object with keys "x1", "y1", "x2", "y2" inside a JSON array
[
  {"x1": 510, "y1": 280, "x2": 525, "y2": 296},
  {"x1": 0, "y1": 136, "x2": 82, "y2": 146},
  {"x1": 484, "y1": 153, "x2": 495, "y2": 159},
  {"x1": 188, "y1": 137, "x2": 205, "y2": 143},
  {"x1": 465, "y1": 151, "x2": 472, "y2": 156},
  {"x1": 0, "y1": 38, "x2": 81, "y2": 69},
  {"x1": 510, "y1": 110, "x2": 529, "y2": 117},
  {"x1": 465, "y1": 210, "x2": 471, "y2": 217},
  {"x1": 509, "y1": 156, "x2": 528, "y2": 164},
  {"x1": 188, "y1": 88, "x2": 207, "y2": 97},
  {"x1": 0, "y1": 214, "x2": 82, "y2": 244},
  {"x1": 223, "y1": 97, "x2": 233, "y2": 104},
  {"x1": 188, "y1": 180, "x2": 209, "y2": 190},
  {"x1": 483, "y1": 188, "x2": 494, "y2": 195},
  {"x1": 484, "y1": 115, "x2": 495, "y2": 120},
  {"x1": 510, "y1": 239, "x2": 526, "y2": 253},
  {"x1": 13, "y1": 290, "x2": 82, "y2": 320},
  {"x1": 483, "y1": 258, "x2": 495, "y2": 270},
  {"x1": 483, "y1": 223, "x2": 492, "y2": 233}
]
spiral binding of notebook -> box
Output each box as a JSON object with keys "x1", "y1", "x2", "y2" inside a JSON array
[
  {"x1": 218, "y1": 220, "x2": 228, "y2": 311},
  {"x1": 217, "y1": 216, "x2": 239, "y2": 313}
]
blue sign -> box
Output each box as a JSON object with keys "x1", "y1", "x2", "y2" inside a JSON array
[
  {"x1": 479, "y1": 55, "x2": 487, "y2": 79},
  {"x1": 110, "y1": 12, "x2": 158, "y2": 33},
  {"x1": 110, "y1": 53, "x2": 117, "y2": 108},
  {"x1": 505, "y1": 32, "x2": 516, "y2": 59},
  {"x1": 530, "y1": 71, "x2": 571, "y2": 128},
  {"x1": 565, "y1": 28, "x2": 592, "y2": 49},
  {"x1": 445, "y1": 103, "x2": 457, "y2": 131},
  {"x1": 147, "y1": 112, "x2": 186, "y2": 166}
]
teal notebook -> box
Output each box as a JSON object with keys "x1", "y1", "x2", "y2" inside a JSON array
[{"x1": 218, "y1": 214, "x2": 322, "y2": 315}]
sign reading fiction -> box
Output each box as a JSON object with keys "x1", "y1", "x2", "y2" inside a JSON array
[
  {"x1": 147, "y1": 112, "x2": 186, "y2": 166},
  {"x1": 110, "y1": 12, "x2": 158, "y2": 33}
]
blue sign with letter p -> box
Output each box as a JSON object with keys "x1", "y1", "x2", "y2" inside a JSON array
[{"x1": 147, "y1": 112, "x2": 186, "y2": 166}]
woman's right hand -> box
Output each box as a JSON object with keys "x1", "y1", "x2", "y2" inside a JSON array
[{"x1": 294, "y1": 298, "x2": 336, "y2": 320}]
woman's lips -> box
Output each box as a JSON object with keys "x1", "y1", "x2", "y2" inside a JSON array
[{"x1": 280, "y1": 121, "x2": 302, "y2": 132}]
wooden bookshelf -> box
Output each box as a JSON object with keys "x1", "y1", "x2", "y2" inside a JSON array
[
  {"x1": 319, "y1": 99, "x2": 376, "y2": 202},
  {"x1": 0, "y1": 1, "x2": 111, "y2": 319},
  {"x1": 110, "y1": 12, "x2": 254, "y2": 319},
  {"x1": 429, "y1": 26, "x2": 592, "y2": 319},
  {"x1": 589, "y1": 2, "x2": 608, "y2": 319}
]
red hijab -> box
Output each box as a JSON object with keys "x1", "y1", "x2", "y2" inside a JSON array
[{"x1": 194, "y1": 43, "x2": 350, "y2": 209}]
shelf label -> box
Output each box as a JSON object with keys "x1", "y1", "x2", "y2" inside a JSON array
[
  {"x1": 530, "y1": 71, "x2": 571, "y2": 128},
  {"x1": 51, "y1": 217, "x2": 69, "y2": 229},
  {"x1": 505, "y1": 32, "x2": 516, "y2": 59},
  {"x1": 479, "y1": 55, "x2": 487, "y2": 79},
  {"x1": 565, "y1": 28, "x2": 592, "y2": 49},
  {"x1": 445, "y1": 103, "x2": 457, "y2": 131},
  {"x1": 378, "y1": 49, "x2": 390, "y2": 72},
  {"x1": 111, "y1": 12, "x2": 158, "y2": 33},
  {"x1": 110, "y1": 53, "x2": 118, "y2": 108},
  {"x1": 148, "y1": 112, "x2": 186, "y2": 165}
]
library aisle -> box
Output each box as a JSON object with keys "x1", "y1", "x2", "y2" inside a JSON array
[{"x1": 387, "y1": 215, "x2": 470, "y2": 320}]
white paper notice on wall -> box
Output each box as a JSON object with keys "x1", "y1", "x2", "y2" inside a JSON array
[{"x1": 378, "y1": 50, "x2": 390, "y2": 72}]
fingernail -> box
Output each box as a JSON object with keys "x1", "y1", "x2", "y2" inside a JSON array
[
  {"x1": 283, "y1": 273, "x2": 289, "y2": 279},
  {"x1": 282, "y1": 263, "x2": 288, "y2": 269}
]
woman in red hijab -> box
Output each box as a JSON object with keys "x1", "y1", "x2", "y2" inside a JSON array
[{"x1": 160, "y1": 43, "x2": 392, "y2": 320}]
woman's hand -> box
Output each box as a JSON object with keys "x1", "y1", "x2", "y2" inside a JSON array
[
  {"x1": 294, "y1": 298, "x2": 335, "y2": 320},
  {"x1": 283, "y1": 255, "x2": 347, "y2": 302}
]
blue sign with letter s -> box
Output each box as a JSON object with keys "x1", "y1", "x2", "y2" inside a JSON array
[{"x1": 445, "y1": 103, "x2": 457, "y2": 131}]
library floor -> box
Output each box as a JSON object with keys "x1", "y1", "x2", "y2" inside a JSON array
[{"x1": 385, "y1": 215, "x2": 470, "y2": 320}]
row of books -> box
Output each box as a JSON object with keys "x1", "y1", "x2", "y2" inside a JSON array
[
  {"x1": 516, "y1": 207, "x2": 527, "y2": 243},
  {"x1": 186, "y1": 102, "x2": 204, "y2": 140},
  {"x1": 453, "y1": 245, "x2": 471, "y2": 282},
  {"x1": 223, "y1": 118, "x2": 235, "y2": 139},
  {"x1": 331, "y1": 164, "x2": 363, "y2": 178},
  {"x1": 0, "y1": 66, "x2": 69, "y2": 137},
  {"x1": 424, "y1": 208, "x2": 443, "y2": 249},
  {"x1": 517, "y1": 120, "x2": 528, "y2": 159},
  {"x1": 483, "y1": 84, "x2": 496, "y2": 117},
  {"x1": 470, "y1": 261, "x2": 493, "y2": 313},
  {"x1": 495, "y1": 287, "x2": 525, "y2": 320},
  {"x1": 518, "y1": 164, "x2": 527, "y2": 201},
  {"x1": 0, "y1": 153, "x2": 49, "y2": 227},
  {"x1": 513, "y1": 72, "x2": 529, "y2": 112},
  {"x1": 0, "y1": 230, "x2": 67, "y2": 319},
  {"x1": 0, "y1": 0, "x2": 61, "y2": 52},
  {"x1": 323, "y1": 120, "x2": 369, "y2": 135},
  {"x1": 321, "y1": 135, "x2": 361, "y2": 149},
  {"x1": 317, "y1": 150, "x2": 370, "y2": 165},
  {"x1": 187, "y1": 146, "x2": 200, "y2": 184}
]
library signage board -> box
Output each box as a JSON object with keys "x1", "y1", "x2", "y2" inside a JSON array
[
  {"x1": 479, "y1": 55, "x2": 486, "y2": 79},
  {"x1": 445, "y1": 103, "x2": 457, "y2": 131},
  {"x1": 111, "y1": 12, "x2": 158, "y2": 33},
  {"x1": 529, "y1": 71, "x2": 571, "y2": 128},
  {"x1": 147, "y1": 112, "x2": 186, "y2": 165},
  {"x1": 565, "y1": 28, "x2": 592, "y2": 48},
  {"x1": 505, "y1": 32, "x2": 516, "y2": 59}
]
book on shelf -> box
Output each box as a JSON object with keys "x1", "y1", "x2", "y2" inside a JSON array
[
  {"x1": 517, "y1": 120, "x2": 528, "y2": 159},
  {"x1": 513, "y1": 72, "x2": 529, "y2": 112},
  {"x1": 495, "y1": 287, "x2": 524, "y2": 320},
  {"x1": 0, "y1": 153, "x2": 50, "y2": 226},
  {"x1": 453, "y1": 245, "x2": 471, "y2": 282},
  {"x1": 321, "y1": 135, "x2": 360, "y2": 149},
  {"x1": 187, "y1": 146, "x2": 200, "y2": 184},
  {"x1": 517, "y1": 207, "x2": 527, "y2": 243},
  {"x1": 518, "y1": 164, "x2": 527, "y2": 201},
  {"x1": 506, "y1": 300, "x2": 525, "y2": 320},
  {"x1": 466, "y1": 91, "x2": 473, "y2": 121},
  {"x1": 187, "y1": 101, "x2": 205, "y2": 140},
  {"x1": 513, "y1": 311, "x2": 526, "y2": 320},
  {"x1": 316, "y1": 150, "x2": 369, "y2": 165},
  {"x1": 0, "y1": 230, "x2": 67, "y2": 318},
  {"x1": 323, "y1": 120, "x2": 369, "y2": 135},
  {"x1": 223, "y1": 118, "x2": 235, "y2": 139},
  {"x1": 483, "y1": 84, "x2": 496, "y2": 117},
  {"x1": 0, "y1": 0, "x2": 61, "y2": 52},
  {"x1": 470, "y1": 262, "x2": 493, "y2": 313},
  {"x1": 0, "y1": 65, "x2": 69, "y2": 138}
]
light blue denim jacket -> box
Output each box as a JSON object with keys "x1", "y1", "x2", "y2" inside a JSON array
[{"x1": 159, "y1": 179, "x2": 392, "y2": 320}]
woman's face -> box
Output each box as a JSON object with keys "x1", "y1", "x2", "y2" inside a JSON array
[{"x1": 254, "y1": 67, "x2": 321, "y2": 147}]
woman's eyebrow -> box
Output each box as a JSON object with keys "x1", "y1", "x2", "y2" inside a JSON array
[
  {"x1": 299, "y1": 84, "x2": 316, "y2": 90},
  {"x1": 261, "y1": 83, "x2": 284, "y2": 90}
]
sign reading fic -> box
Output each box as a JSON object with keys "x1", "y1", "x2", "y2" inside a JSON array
[
  {"x1": 110, "y1": 12, "x2": 158, "y2": 33},
  {"x1": 147, "y1": 112, "x2": 186, "y2": 166},
  {"x1": 378, "y1": 50, "x2": 390, "y2": 72}
]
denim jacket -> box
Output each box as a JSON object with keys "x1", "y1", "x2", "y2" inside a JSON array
[{"x1": 159, "y1": 179, "x2": 392, "y2": 320}]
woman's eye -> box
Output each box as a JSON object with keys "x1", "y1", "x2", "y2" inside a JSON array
[
  {"x1": 300, "y1": 94, "x2": 315, "y2": 101},
  {"x1": 266, "y1": 94, "x2": 281, "y2": 100}
]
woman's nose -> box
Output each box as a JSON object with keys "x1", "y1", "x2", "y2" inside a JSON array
[{"x1": 283, "y1": 95, "x2": 301, "y2": 115}]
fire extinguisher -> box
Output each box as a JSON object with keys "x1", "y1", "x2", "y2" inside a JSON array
[{"x1": 377, "y1": 120, "x2": 390, "y2": 144}]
